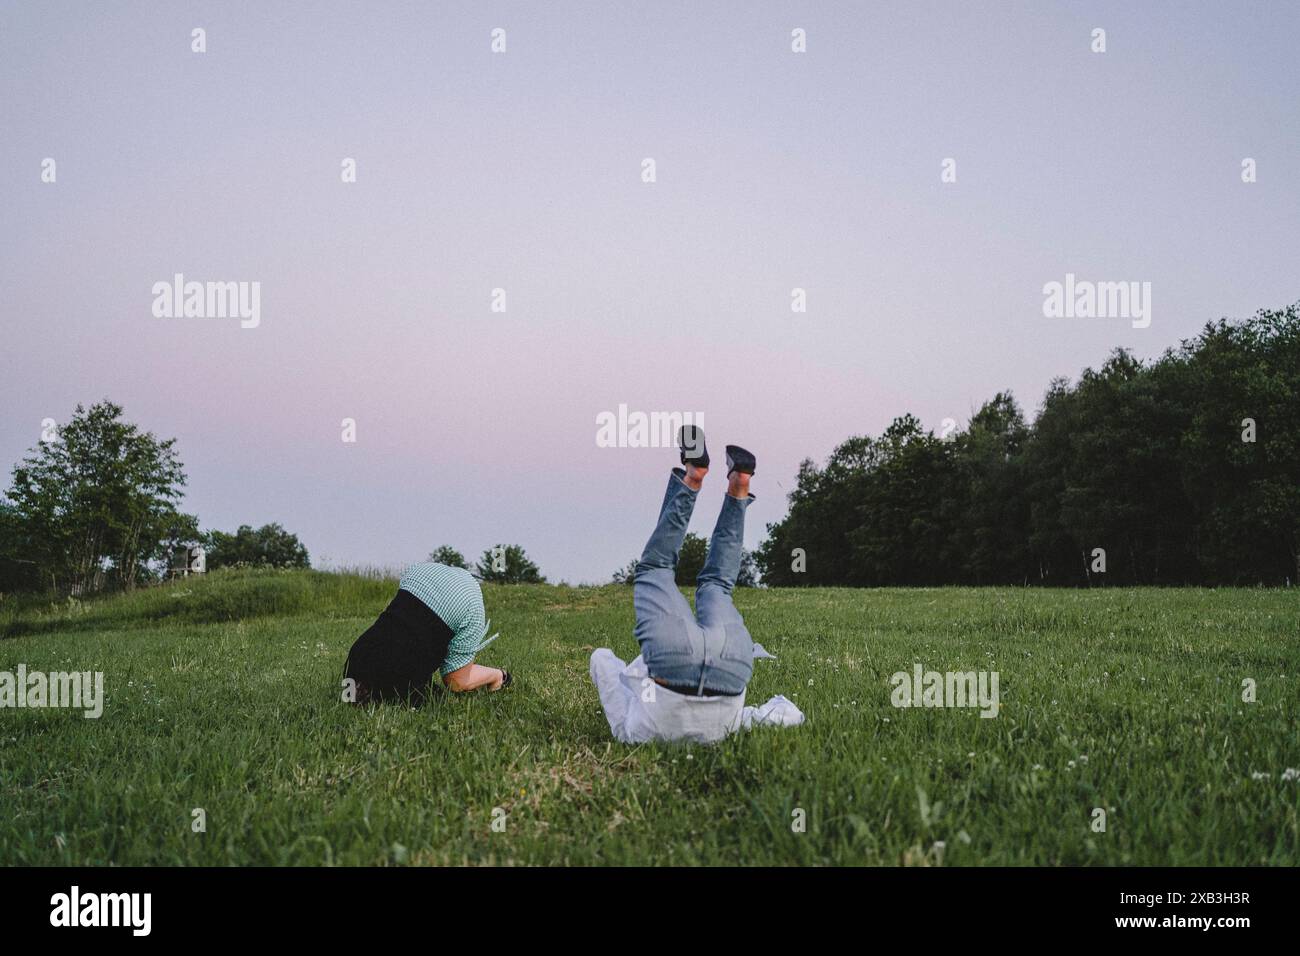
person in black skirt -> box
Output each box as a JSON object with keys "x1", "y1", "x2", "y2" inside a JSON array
[{"x1": 343, "y1": 562, "x2": 511, "y2": 706}]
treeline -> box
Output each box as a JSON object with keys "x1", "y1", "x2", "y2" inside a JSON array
[
  {"x1": 0, "y1": 401, "x2": 309, "y2": 596},
  {"x1": 0, "y1": 397, "x2": 548, "y2": 598},
  {"x1": 756, "y1": 304, "x2": 1300, "y2": 587}
]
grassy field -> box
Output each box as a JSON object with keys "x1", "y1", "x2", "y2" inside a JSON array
[{"x1": 1, "y1": 569, "x2": 1296, "y2": 866}]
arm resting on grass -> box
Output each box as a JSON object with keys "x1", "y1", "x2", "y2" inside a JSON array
[{"x1": 443, "y1": 663, "x2": 504, "y2": 692}]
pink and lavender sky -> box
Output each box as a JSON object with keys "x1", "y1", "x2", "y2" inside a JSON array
[{"x1": 2, "y1": 2, "x2": 1298, "y2": 583}]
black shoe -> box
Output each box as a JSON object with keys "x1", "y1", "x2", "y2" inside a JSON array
[
  {"x1": 678, "y1": 425, "x2": 709, "y2": 468},
  {"x1": 498, "y1": 670, "x2": 512, "y2": 690},
  {"x1": 725, "y1": 445, "x2": 756, "y2": 477}
]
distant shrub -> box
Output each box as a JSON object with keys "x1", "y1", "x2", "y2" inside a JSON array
[
  {"x1": 611, "y1": 535, "x2": 760, "y2": 587},
  {"x1": 427, "y1": 545, "x2": 468, "y2": 569},
  {"x1": 204, "y1": 524, "x2": 310, "y2": 570},
  {"x1": 475, "y1": 544, "x2": 546, "y2": 584}
]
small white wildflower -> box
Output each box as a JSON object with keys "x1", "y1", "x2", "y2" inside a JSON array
[
  {"x1": 1281, "y1": 768, "x2": 1300, "y2": 782},
  {"x1": 1250, "y1": 771, "x2": 1270, "y2": 781}
]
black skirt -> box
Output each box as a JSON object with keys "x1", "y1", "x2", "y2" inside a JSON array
[{"x1": 343, "y1": 589, "x2": 454, "y2": 706}]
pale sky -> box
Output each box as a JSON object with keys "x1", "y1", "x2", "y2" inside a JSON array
[{"x1": 2, "y1": 1, "x2": 1298, "y2": 582}]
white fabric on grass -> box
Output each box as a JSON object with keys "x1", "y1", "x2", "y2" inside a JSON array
[{"x1": 589, "y1": 647, "x2": 805, "y2": 745}]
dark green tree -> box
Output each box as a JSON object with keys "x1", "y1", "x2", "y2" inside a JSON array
[
  {"x1": 204, "y1": 523, "x2": 310, "y2": 570},
  {"x1": 849, "y1": 415, "x2": 964, "y2": 585},
  {"x1": 1177, "y1": 306, "x2": 1300, "y2": 583},
  {"x1": 756, "y1": 436, "x2": 881, "y2": 586},
  {"x1": 614, "y1": 537, "x2": 760, "y2": 587},
  {"x1": 3, "y1": 401, "x2": 194, "y2": 592},
  {"x1": 427, "y1": 545, "x2": 469, "y2": 569},
  {"x1": 0, "y1": 500, "x2": 43, "y2": 593},
  {"x1": 952, "y1": 392, "x2": 1031, "y2": 584},
  {"x1": 475, "y1": 544, "x2": 546, "y2": 584},
  {"x1": 674, "y1": 533, "x2": 709, "y2": 586}
]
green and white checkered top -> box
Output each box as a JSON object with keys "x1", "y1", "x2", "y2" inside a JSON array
[{"x1": 398, "y1": 562, "x2": 493, "y2": 677}]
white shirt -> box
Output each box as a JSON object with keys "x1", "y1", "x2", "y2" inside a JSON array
[{"x1": 589, "y1": 648, "x2": 805, "y2": 744}]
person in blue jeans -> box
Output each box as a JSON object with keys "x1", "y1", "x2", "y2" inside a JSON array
[{"x1": 590, "y1": 427, "x2": 761, "y2": 743}]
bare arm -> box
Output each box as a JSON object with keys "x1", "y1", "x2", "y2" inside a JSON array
[{"x1": 443, "y1": 663, "x2": 504, "y2": 693}]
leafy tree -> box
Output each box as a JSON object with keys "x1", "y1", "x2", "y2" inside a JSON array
[
  {"x1": 1177, "y1": 306, "x2": 1300, "y2": 583},
  {"x1": 3, "y1": 401, "x2": 194, "y2": 593},
  {"x1": 613, "y1": 536, "x2": 760, "y2": 587},
  {"x1": 1021, "y1": 377, "x2": 1087, "y2": 583},
  {"x1": 157, "y1": 511, "x2": 204, "y2": 575},
  {"x1": 475, "y1": 544, "x2": 546, "y2": 584},
  {"x1": 952, "y1": 392, "x2": 1031, "y2": 584},
  {"x1": 204, "y1": 523, "x2": 310, "y2": 570},
  {"x1": 756, "y1": 436, "x2": 881, "y2": 587},
  {"x1": 755, "y1": 303, "x2": 1300, "y2": 587},
  {"x1": 0, "y1": 500, "x2": 43, "y2": 593},
  {"x1": 674, "y1": 533, "x2": 708, "y2": 586},
  {"x1": 428, "y1": 545, "x2": 469, "y2": 569},
  {"x1": 850, "y1": 415, "x2": 963, "y2": 585}
]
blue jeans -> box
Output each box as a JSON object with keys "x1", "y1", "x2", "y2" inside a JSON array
[{"x1": 634, "y1": 468, "x2": 754, "y2": 696}]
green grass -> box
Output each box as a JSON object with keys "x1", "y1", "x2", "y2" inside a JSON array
[{"x1": 1, "y1": 569, "x2": 1297, "y2": 865}]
